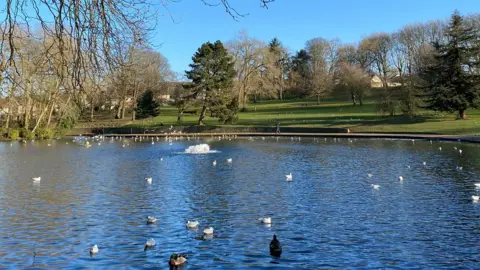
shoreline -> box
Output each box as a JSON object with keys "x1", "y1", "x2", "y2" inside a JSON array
[{"x1": 65, "y1": 131, "x2": 480, "y2": 144}]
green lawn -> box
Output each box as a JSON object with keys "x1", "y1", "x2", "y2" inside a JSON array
[{"x1": 117, "y1": 99, "x2": 480, "y2": 135}]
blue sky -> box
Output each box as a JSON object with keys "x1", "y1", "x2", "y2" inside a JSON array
[{"x1": 153, "y1": 0, "x2": 480, "y2": 75}]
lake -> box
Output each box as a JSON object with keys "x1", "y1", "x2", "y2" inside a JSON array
[{"x1": 0, "y1": 136, "x2": 479, "y2": 269}]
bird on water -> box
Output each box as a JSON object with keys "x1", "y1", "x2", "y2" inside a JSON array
[{"x1": 270, "y1": 234, "x2": 282, "y2": 257}]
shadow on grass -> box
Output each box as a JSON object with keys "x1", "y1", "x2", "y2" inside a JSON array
[{"x1": 236, "y1": 115, "x2": 436, "y2": 128}]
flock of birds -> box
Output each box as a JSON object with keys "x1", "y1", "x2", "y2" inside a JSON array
[{"x1": 23, "y1": 134, "x2": 480, "y2": 267}]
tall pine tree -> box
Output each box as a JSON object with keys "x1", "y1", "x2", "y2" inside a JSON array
[
  {"x1": 419, "y1": 11, "x2": 480, "y2": 119},
  {"x1": 135, "y1": 90, "x2": 160, "y2": 119},
  {"x1": 185, "y1": 41, "x2": 236, "y2": 125}
]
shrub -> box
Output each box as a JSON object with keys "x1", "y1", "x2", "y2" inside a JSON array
[
  {"x1": 36, "y1": 128, "x2": 55, "y2": 140},
  {"x1": 8, "y1": 128, "x2": 19, "y2": 140},
  {"x1": 0, "y1": 128, "x2": 5, "y2": 138},
  {"x1": 20, "y1": 128, "x2": 35, "y2": 140}
]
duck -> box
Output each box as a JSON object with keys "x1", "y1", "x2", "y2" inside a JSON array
[
  {"x1": 147, "y1": 216, "x2": 157, "y2": 224},
  {"x1": 186, "y1": 220, "x2": 199, "y2": 229},
  {"x1": 145, "y1": 238, "x2": 156, "y2": 249},
  {"x1": 145, "y1": 177, "x2": 152, "y2": 184},
  {"x1": 285, "y1": 173, "x2": 293, "y2": 181},
  {"x1": 259, "y1": 217, "x2": 272, "y2": 224},
  {"x1": 203, "y1": 227, "x2": 214, "y2": 235},
  {"x1": 269, "y1": 235, "x2": 282, "y2": 257},
  {"x1": 90, "y1": 245, "x2": 99, "y2": 254},
  {"x1": 473, "y1": 195, "x2": 479, "y2": 202},
  {"x1": 371, "y1": 184, "x2": 380, "y2": 190},
  {"x1": 32, "y1": 177, "x2": 41, "y2": 182},
  {"x1": 169, "y1": 253, "x2": 187, "y2": 267},
  {"x1": 226, "y1": 158, "x2": 233, "y2": 163}
]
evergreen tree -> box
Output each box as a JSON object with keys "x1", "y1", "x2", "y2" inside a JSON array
[
  {"x1": 419, "y1": 11, "x2": 480, "y2": 119},
  {"x1": 135, "y1": 90, "x2": 160, "y2": 119},
  {"x1": 185, "y1": 41, "x2": 236, "y2": 125}
]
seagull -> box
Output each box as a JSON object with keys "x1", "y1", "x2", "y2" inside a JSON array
[
  {"x1": 474, "y1": 183, "x2": 480, "y2": 188},
  {"x1": 203, "y1": 227, "x2": 214, "y2": 235},
  {"x1": 438, "y1": 147, "x2": 442, "y2": 151},
  {"x1": 423, "y1": 161, "x2": 427, "y2": 166},
  {"x1": 160, "y1": 158, "x2": 163, "y2": 161},
  {"x1": 459, "y1": 149, "x2": 463, "y2": 154},
  {"x1": 407, "y1": 165, "x2": 411, "y2": 169},
  {"x1": 90, "y1": 245, "x2": 99, "y2": 254},
  {"x1": 285, "y1": 173, "x2": 293, "y2": 181},
  {"x1": 212, "y1": 160, "x2": 217, "y2": 166},
  {"x1": 371, "y1": 184, "x2": 380, "y2": 190},
  {"x1": 32, "y1": 177, "x2": 41, "y2": 182},
  {"x1": 145, "y1": 238, "x2": 156, "y2": 249},
  {"x1": 147, "y1": 216, "x2": 157, "y2": 224},
  {"x1": 186, "y1": 220, "x2": 199, "y2": 229},
  {"x1": 456, "y1": 166, "x2": 463, "y2": 170},
  {"x1": 472, "y1": 195, "x2": 479, "y2": 202},
  {"x1": 226, "y1": 158, "x2": 232, "y2": 163},
  {"x1": 151, "y1": 141, "x2": 155, "y2": 145},
  {"x1": 145, "y1": 177, "x2": 152, "y2": 184},
  {"x1": 399, "y1": 176, "x2": 404, "y2": 181},
  {"x1": 367, "y1": 173, "x2": 373, "y2": 178},
  {"x1": 258, "y1": 217, "x2": 272, "y2": 224}
]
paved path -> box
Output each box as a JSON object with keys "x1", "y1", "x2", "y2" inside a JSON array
[{"x1": 93, "y1": 132, "x2": 480, "y2": 143}]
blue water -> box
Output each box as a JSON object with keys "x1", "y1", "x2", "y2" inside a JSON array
[{"x1": 0, "y1": 137, "x2": 479, "y2": 269}]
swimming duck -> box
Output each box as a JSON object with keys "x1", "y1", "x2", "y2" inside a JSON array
[
  {"x1": 169, "y1": 253, "x2": 187, "y2": 268},
  {"x1": 269, "y1": 235, "x2": 282, "y2": 257}
]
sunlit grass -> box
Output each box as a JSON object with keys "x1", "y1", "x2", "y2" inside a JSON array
[{"x1": 117, "y1": 99, "x2": 480, "y2": 135}]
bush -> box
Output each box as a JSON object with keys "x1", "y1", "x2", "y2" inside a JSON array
[
  {"x1": 376, "y1": 96, "x2": 399, "y2": 117},
  {"x1": 20, "y1": 128, "x2": 35, "y2": 140},
  {"x1": 8, "y1": 128, "x2": 19, "y2": 140},
  {"x1": 36, "y1": 128, "x2": 55, "y2": 140},
  {"x1": 59, "y1": 116, "x2": 76, "y2": 130},
  {"x1": 0, "y1": 128, "x2": 5, "y2": 138}
]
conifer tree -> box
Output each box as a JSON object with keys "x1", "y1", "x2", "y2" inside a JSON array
[
  {"x1": 419, "y1": 11, "x2": 480, "y2": 119},
  {"x1": 185, "y1": 41, "x2": 236, "y2": 125}
]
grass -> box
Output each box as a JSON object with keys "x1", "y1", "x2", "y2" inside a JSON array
[{"x1": 80, "y1": 98, "x2": 480, "y2": 135}]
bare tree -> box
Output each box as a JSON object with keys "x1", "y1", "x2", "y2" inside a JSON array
[{"x1": 306, "y1": 38, "x2": 339, "y2": 104}]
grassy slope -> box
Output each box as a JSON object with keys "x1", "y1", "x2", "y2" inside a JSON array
[{"x1": 120, "y1": 99, "x2": 480, "y2": 135}]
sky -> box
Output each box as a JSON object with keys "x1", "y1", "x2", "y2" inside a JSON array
[{"x1": 152, "y1": 0, "x2": 480, "y2": 76}]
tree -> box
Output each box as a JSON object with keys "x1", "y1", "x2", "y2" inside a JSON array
[
  {"x1": 135, "y1": 90, "x2": 159, "y2": 119},
  {"x1": 227, "y1": 31, "x2": 267, "y2": 111},
  {"x1": 337, "y1": 63, "x2": 371, "y2": 106},
  {"x1": 362, "y1": 34, "x2": 393, "y2": 88},
  {"x1": 419, "y1": 11, "x2": 480, "y2": 120},
  {"x1": 306, "y1": 38, "x2": 339, "y2": 104},
  {"x1": 290, "y1": 49, "x2": 311, "y2": 96},
  {"x1": 267, "y1": 37, "x2": 290, "y2": 100},
  {"x1": 185, "y1": 41, "x2": 236, "y2": 125}
]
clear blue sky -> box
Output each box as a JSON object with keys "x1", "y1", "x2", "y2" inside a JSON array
[{"x1": 154, "y1": 0, "x2": 480, "y2": 76}]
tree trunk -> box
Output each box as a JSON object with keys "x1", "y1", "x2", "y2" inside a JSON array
[
  {"x1": 46, "y1": 103, "x2": 55, "y2": 128},
  {"x1": 121, "y1": 105, "x2": 126, "y2": 119},
  {"x1": 459, "y1": 109, "x2": 467, "y2": 120},
  {"x1": 177, "y1": 111, "x2": 184, "y2": 123},
  {"x1": 24, "y1": 96, "x2": 31, "y2": 130},
  {"x1": 317, "y1": 94, "x2": 320, "y2": 105},
  {"x1": 90, "y1": 97, "x2": 94, "y2": 122},
  {"x1": 351, "y1": 92, "x2": 356, "y2": 106},
  {"x1": 116, "y1": 103, "x2": 122, "y2": 119},
  {"x1": 198, "y1": 104, "x2": 207, "y2": 126},
  {"x1": 358, "y1": 95, "x2": 363, "y2": 106}
]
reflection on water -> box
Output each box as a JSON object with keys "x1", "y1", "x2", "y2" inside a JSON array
[{"x1": 0, "y1": 138, "x2": 479, "y2": 269}]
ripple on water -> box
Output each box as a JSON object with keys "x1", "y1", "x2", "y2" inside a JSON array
[{"x1": 0, "y1": 138, "x2": 480, "y2": 268}]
